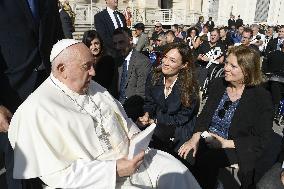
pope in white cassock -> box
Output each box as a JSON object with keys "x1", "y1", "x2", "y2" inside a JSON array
[{"x1": 8, "y1": 39, "x2": 201, "y2": 189}]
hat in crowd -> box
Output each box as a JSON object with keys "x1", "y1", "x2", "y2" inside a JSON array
[
  {"x1": 50, "y1": 39, "x2": 81, "y2": 62},
  {"x1": 134, "y1": 23, "x2": 145, "y2": 30}
]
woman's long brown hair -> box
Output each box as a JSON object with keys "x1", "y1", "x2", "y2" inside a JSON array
[{"x1": 152, "y1": 42, "x2": 199, "y2": 107}]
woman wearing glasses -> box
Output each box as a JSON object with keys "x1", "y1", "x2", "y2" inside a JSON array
[
  {"x1": 178, "y1": 45, "x2": 273, "y2": 189},
  {"x1": 137, "y1": 42, "x2": 199, "y2": 157}
]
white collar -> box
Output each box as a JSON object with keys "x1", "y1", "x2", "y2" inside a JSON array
[
  {"x1": 50, "y1": 73, "x2": 88, "y2": 103},
  {"x1": 163, "y1": 76, "x2": 178, "y2": 89},
  {"x1": 107, "y1": 6, "x2": 116, "y2": 14},
  {"x1": 125, "y1": 49, "x2": 133, "y2": 61}
]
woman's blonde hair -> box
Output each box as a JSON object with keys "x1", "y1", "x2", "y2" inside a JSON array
[{"x1": 228, "y1": 45, "x2": 264, "y2": 86}]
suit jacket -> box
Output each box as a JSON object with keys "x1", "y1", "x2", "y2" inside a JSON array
[
  {"x1": 60, "y1": 9, "x2": 74, "y2": 39},
  {"x1": 114, "y1": 49, "x2": 152, "y2": 99},
  {"x1": 94, "y1": 9, "x2": 126, "y2": 53},
  {"x1": 228, "y1": 19, "x2": 236, "y2": 29},
  {"x1": 0, "y1": 0, "x2": 63, "y2": 112},
  {"x1": 205, "y1": 21, "x2": 215, "y2": 31},
  {"x1": 144, "y1": 73, "x2": 198, "y2": 151},
  {"x1": 135, "y1": 32, "x2": 149, "y2": 52},
  {"x1": 195, "y1": 78, "x2": 273, "y2": 173},
  {"x1": 265, "y1": 38, "x2": 278, "y2": 55},
  {"x1": 236, "y1": 18, "x2": 243, "y2": 28}
]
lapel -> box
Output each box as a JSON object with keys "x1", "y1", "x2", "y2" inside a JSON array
[
  {"x1": 230, "y1": 87, "x2": 254, "y2": 131},
  {"x1": 126, "y1": 50, "x2": 136, "y2": 84},
  {"x1": 103, "y1": 9, "x2": 115, "y2": 31},
  {"x1": 18, "y1": 0, "x2": 39, "y2": 39},
  {"x1": 38, "y1": 0, "x2": 50, "y2": 47}
]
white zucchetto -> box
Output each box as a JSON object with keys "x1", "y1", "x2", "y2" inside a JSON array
[{"x1": 50, "y1": 39, "x2": 81, "y2": 63}]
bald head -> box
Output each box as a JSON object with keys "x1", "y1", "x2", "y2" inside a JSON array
[
  {"x1": 52, "y1": 43, "x2": 96, "y2": 94},
  {"x1": 52, "y1": 43, "x2": 93, "y2": 71}
]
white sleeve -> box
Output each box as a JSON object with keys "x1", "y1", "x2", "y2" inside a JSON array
[{"x1": 40, "y1": 159, "x2": 117, "y2": 189}]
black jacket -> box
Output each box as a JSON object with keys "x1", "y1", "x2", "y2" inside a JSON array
[
  {"x1": 195, "y1": 78, "x2": 273, "y2": 173},
  {"x1": 144, "y1": 73, "x2": 199, "y2": 151},
  {"x1": 0, "y1": 0, "x2": 63, "y2": 112},
  {"x1": 94, "y1": 9, "x2": 126, "y2": 53},
  {"x1": 60, "y1": 9, "x2": 74, "y2": 39}
]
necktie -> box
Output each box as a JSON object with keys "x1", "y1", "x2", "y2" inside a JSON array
[
  {"x1": 119, "y1": 60, "x2": 128, "y2": 103},
  {"x1": 114, "y1": 11, "x2": 122, "y2": 28},
  {"x1": 27, "y1": 0, "x2": 39, "y2": 23}
]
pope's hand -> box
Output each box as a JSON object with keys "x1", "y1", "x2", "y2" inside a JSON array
[
  {"x1": 0, "y1": 105, "x2": 12, "y2": 132},
  {"x1": 116, "y1": 151, "x2": 145, "y2": 177}
]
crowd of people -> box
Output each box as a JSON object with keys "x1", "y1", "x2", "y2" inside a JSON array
[{"x1": 1, "y1": 0, "x2": 284, "y2": 189}]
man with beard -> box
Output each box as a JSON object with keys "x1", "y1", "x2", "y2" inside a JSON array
[{"x1": 112, "y1": 27, "x2": 152, "y2": 121}]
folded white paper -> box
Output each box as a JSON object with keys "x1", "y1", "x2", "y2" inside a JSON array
[{"x1": 128, "y1": 123, "x2": 156, "y2": 159}]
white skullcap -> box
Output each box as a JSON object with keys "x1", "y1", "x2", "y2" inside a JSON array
[{"x1": 50, "y1": 39, "x2": 81, "y2": 63}]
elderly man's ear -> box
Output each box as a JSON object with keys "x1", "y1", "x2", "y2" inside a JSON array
[{"x1": 57, "y1": 63, "x2": 67, "y2": 79}]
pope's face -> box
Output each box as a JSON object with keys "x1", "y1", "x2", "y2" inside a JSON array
[{"x1": 64, "y1": 44, "x2": 96, "y2": 94}]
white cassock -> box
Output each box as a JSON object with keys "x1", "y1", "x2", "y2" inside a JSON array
[{"x1": 8, "y1": 74, "x2": 201, "y2": 189}]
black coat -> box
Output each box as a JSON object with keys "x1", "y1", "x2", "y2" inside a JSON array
[
  {"x1": 94, "y1": 9, "x2": 126, "y2": 53},
  {"x1": 0, "y1": 0, "x2": 63, "y2": 112},
  {"x1": 60, "y1": 9, "x2": 74, "y2": 39},
  {"x1": 195, "y1": 78, "x2": 273, "y2": 173},
  {"x1": 144, "y1": 73, "x2": 199, "y2": 151},
  {"x1": 265, "y1": 38, "x2": 279, "y2": 55}
]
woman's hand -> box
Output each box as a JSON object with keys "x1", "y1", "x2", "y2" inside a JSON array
[
  {"x1": 178, "y1": 132, "x2": 201, "y2": 159},
  {"x1": 207, "y1": 133, "x2": 235, "y2": 149},
  {"x1": 281, "y1": 170, "x2": 284, "y2": 185},
  {"x1": 137, "y1": 112, "x2": 153, "y2": 127}
]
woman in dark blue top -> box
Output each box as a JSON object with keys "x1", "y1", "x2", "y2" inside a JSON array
[
  {"x1": 178, "y1": 45, "x2": 273, "y2": 189},
  {"x1": 137, "y1": 42, "x2": 199, "y2": 155}
]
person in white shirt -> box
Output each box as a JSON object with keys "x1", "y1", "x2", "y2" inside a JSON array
[
  {"x1": 8, "y1": 39, "x2": 201, "y2": 189},
  {"x1": 251, "y1": 24, "x2": 265, "y2": 52}
]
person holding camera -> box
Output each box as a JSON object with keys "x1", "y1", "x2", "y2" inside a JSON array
[
  {"x1": 251, "y1": 24, "x2": 266, "y2": 52},
  {"x1": 178, "y1": 46, "x2": 273, "y2": 189}
]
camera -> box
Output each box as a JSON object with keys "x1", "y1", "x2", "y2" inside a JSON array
[{"x1": 255, "y1": 35, "x2": 261, "y2": 40}]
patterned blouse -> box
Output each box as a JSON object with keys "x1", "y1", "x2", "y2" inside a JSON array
[{"x1": 208, "y1": 91, "x2": 240, "y2": 139}]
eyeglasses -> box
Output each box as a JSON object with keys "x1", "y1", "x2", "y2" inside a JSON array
[
  {"x1": 155, "y1": 25, "x2": 162, "y2": 28},
  {"x1": 218, "y1": 100, "x2": 232, "y2": 119},
  {"x1": 156, "y1": 39, "x2": 162, "y2": 42}
]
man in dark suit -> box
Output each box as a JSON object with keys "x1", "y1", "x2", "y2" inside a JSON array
[
  {"x1": 205, "y1": 17, "x2": 215, "y2": 32},
  {"x1": 228, "y1": 15, "x2": 236, "y2": 29},
  {"x1": 112, "y1": 27, "x2": 152, "y2": 121},
  {"x1": 59, "y1": 2, "x2": 74, "y2": 39},
  {"x1": 265, "y1": 26, "x2": 284, "y2": 55},
  {"x1": 0, "y1": 0, "x2": 63, "y2": 188},
  {"x1": 94, "y1": 0, "x2": 126, "y2": 56},
  {"x1": 235, "y1": 15, "x2": 243, "y2": 29}
]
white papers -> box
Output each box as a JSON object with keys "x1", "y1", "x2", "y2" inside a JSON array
[{"x1": 128, "y1": 123, "x2": 156, "y2": 159}]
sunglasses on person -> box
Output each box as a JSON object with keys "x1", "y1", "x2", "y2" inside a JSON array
[
  {"x1": 218, "y1": 100, "x2": 232, "y2": 119},
  {"x1": 155, "y1": 25, "x2": 162, "y2": 28}
]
